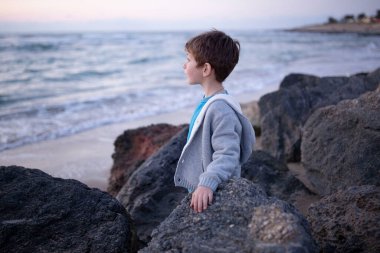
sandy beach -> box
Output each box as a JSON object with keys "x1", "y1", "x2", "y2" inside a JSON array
[{"x1": 0, "y1": 91, "x2": 266, "y2": 191}]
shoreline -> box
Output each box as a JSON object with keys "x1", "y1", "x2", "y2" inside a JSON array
[
  {"x1": 0, "y1": 108, "x2": 194, "y2": 191},
  {"x1": 287, "y1": 23, "x2": 380, "y2": 36},
  {"x1": 0, "y1": 90, "x2": 267, "y2": 191}
]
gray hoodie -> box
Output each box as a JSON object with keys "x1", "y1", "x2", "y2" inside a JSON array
[{"x1": 174, "y1": 94, "x2": 255, "y2": 192}]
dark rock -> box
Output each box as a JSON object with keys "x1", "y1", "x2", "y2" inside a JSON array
[
  {"x1": 0, "y1": 166, "x2": 137, "y2": 253},
  {"x1": 108, "y1": 123, "x2": 185, "y2": 196},
  {"x1": 302, "y1": 88, "x2": 380, "y2": 196},
  {"x1": 259, "y1": 68, "x2": 380, "y2": 162},
  {"x1": 242, "y1": 150, "x2": 318, "y2": 214},
  {"x1": 116, "y1": 127, "x2": 189, "y2": 248},
  {"x1": 140, "y1": 178, "x2": 318, "y2": 253},
  {"x1": 307, "y1": 185, "x2": 380, "y2": 253}
]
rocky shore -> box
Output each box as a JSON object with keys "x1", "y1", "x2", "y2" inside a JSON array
[
  {"x1": 288, "y1": 23, "x2": 380, "y2": 35},
  {"x1": 1, "y1": 68, "x2": 379, "y2": 252}
]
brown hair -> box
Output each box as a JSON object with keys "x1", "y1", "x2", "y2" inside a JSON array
[{"x1": 185, "y1": 30, "x2": 240, "y2": 82}]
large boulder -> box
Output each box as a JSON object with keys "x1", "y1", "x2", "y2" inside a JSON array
[
  {"x1": 116, "y1": 127, "x2": 188, "y2": 248},
  {"x1": 116, "y1": 135, "x2": 318, "y2": 249},
  {"x1": 307, "y1": 185, "x2": 380, "y2": 253},
  {"x1": 108, "y1": 124, "x2": 185, "y2": 196},
  {"x1": 242, "y1": 150, "x2": 318, "y2": 215},
  {"x1": 302, "y1": 88, "x2": 380, "y2": 196},
  {"x1": 0, "y1": 166, "x2": 137, "y2": 253},
  {"x1": 259, "y1": 68, "x2": 380, "y2": 162},
  {"x1": 141, "y1": 178, "x2": 318, "y2": 253}
]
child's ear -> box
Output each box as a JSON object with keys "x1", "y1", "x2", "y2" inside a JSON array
[{"x1": 203, "y1": 63, "x2": 212, "y2": 77}]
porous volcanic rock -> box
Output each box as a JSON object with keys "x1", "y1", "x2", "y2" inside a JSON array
[
  {"x1": 242, "y1": 150, "x2": 317, "y2": 213},
  {"x1": 0, "y1": 166, "x2": 137, "y2": 253},
  {"x1": 140, "y1": 178, "x2": 318, "y2": 253},
  {"x1": 307, "y1": 185, "x2": 380, "y2": 253},
  {"x1": 108, "y1": 123, "x2": 185, "y2": 196},
  {"x1": 116, "y1": 127, "x2": 189, "y2": 248},
  {"x1": 302, "y1": 88, "x2": 380, "y2": 196},
  {"x1": 259, "y1": 68, "x2": 380, "y2": 162}
]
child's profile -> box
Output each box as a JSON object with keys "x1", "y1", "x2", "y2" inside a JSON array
[{"x1": 174, "y1": 30, "x2": 255, "y2": 213}]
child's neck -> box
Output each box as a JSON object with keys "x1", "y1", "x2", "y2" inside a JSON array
[{"x1": 201, "y1": 79, "x2": 224, "y2": 97}]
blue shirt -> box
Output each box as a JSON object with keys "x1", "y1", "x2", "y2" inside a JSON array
[
  {"x1": 187, "y1": 90, "x2": 228, "y2": 142},
  {"x1": 187, "y1": 96, "x2": 211, "y2": 141}
]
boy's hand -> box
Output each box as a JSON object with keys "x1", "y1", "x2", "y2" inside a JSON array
[{"x1": 190, "y1": 186, "x2": 213, "y2": 213}]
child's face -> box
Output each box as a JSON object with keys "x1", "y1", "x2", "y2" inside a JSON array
[{"x1": 183, "y1": 51, "x2": 203, "y2": 85}]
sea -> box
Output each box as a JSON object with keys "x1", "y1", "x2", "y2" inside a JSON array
[{"x1": 1, "y1": 30, "x2": 380, "y2": 152}]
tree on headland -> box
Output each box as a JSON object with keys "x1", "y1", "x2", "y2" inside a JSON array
[
  {"x1": 328, "y1": 17, "x2": 338, "y2": 24},
  {"x1": 326, "y1": 10, "x2": 380, "y2": 25},
  {"x1": 342, "y1": 15, "x2": 355, "y2": 23},
  {"x1": 357, "y1": 13, "x2": 366, "y2": 20}
]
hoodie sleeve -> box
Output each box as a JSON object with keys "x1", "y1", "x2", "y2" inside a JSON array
[{"x1": 198, "y1": 101, "x2": 242, "y2": 191}]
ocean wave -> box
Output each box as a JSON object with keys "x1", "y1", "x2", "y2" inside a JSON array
[
  {"x1": 366, "y1": 41, "x2": 380, "y2": 51},
  {"x1": 0, "y1": 77, "x2": 32, "y2": 84},
  {"x1": 128, "y1": 55, "x2": 172, "y2": 65},
  {"x1": 0, "y1": 43, "x2": 59, "y2": 52},
  {"x1": 42, "y1": 69, "x2": 121, "y2": 82}
]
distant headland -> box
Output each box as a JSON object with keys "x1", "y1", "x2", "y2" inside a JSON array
[{"x1": 288, "y1": 10, "x2": 380, "y2": 35}]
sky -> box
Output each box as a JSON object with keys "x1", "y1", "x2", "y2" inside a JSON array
[{"x1": 0, "y1": 0, "x2": 379, "y2": 32}]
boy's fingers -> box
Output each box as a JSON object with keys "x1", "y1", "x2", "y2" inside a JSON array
[
  {"x1": 190, "y1": 188, "x2": 213, "y2": 212},
  {"x1": 197, "y1": 195, "x2": 203, "y2": 212},
  {"x1": 193, "y1": 194, "x2": 198, "y2": 211},
  {"x1": 202, "y1": 194, "x2": 208, "y2": 210}
]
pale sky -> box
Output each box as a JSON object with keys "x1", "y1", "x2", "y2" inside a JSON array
[{"x1": 0, "y1": 0, "x2": 379, "y2": 32}]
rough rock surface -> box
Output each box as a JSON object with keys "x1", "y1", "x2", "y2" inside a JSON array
[
  {"x1": 140, "y1": 178, "x2": 318, "y2": 253},
  {"x1": 302, "y1": 88, "x2": 380, "y2": 196},
  {"x1": 116, "y1": 127, "x2": 188, "y2": 247},
  {"x1": 307, "y1": 185, "x2": 380, "y2": 253},
  {"x1": 108, "y1": 123, "x2": 185, "y2": 196},
  {"x1": 259, "y1": 68, "x2": 380, "y2": 162},
  {"x1": 0, "y1": 166, "x2": 136, "y2": 253},
  {"x1": 242, "y1": 150, "x2": 318, "y2": 214}
]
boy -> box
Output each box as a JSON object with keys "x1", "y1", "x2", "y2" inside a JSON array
[{"x1": 174, "y1": 30, "x2": 255, "y2": 213}]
